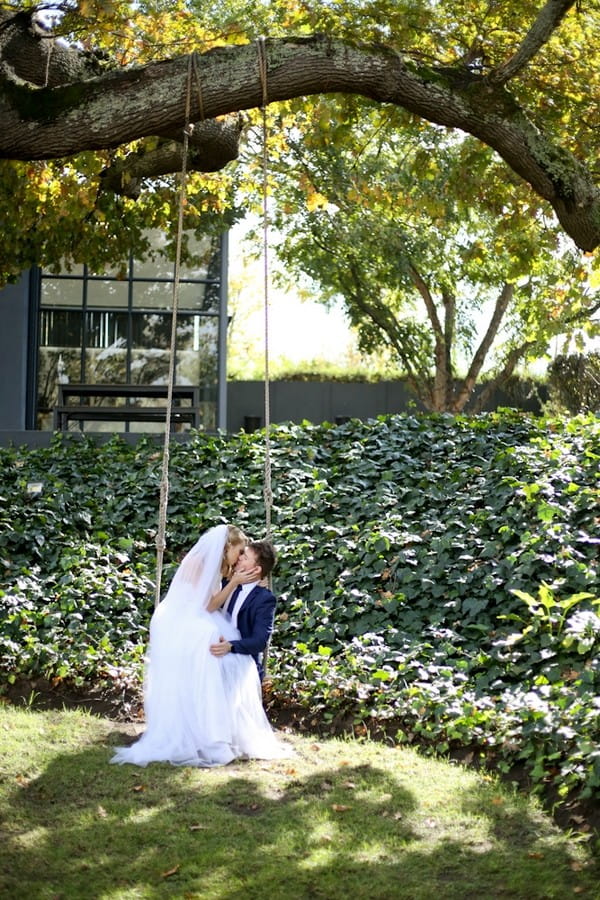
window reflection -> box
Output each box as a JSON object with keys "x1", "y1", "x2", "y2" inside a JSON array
[
  {"x1": 87, "y1": 280, "x2": 129, "y2": 309},
  {"x1": 36, "y1": 232, "x2": 224, "y2": 432}
]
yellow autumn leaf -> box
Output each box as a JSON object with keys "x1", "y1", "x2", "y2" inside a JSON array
[
  {"x1": 306, "y1": 189, "x2": 328, "y2": 212},
  {"x1": 588, "y1": 268, "x2": 600, "y2": 289}
]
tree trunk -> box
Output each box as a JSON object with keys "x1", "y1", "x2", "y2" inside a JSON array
[
  {"x1": 408, "y1": 263, "x2": 448, "y2": 411},
  {"x1": 450, "y1": 283, "x2": 514, "y2": 412},
  {"x1": 472, "y1": 343, "x2": 535, "y2": 413}
]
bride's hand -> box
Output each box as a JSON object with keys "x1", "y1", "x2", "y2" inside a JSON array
[{"x1": 232, "y1": 566, "x2": 261, "y2": 585}]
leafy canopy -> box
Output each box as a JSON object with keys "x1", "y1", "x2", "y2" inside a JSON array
[
  {"x1": 269, "y1": 96, "x2": 599, "y2": 407},
  {"x1": 1, "y1": 0, "x2": 600, "y2": 280}
]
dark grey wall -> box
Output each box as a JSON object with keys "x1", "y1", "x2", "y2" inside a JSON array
[
  {"x1": 229, "y1": 380, "x2": 415, "y2": 431},
  {"x1": 226, "y1": 379, "x2": 545, "y2": 432},
  {"x1": 227, "y1": 380, "x2": 417, "y2": 432},
  {"x1": 0, "y1": 274, "x2": 31, "y2": 431}
]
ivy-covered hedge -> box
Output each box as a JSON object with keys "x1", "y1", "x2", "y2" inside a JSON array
[{"x1": 0, "y1": 411, "x2": 599, "y2": 800}]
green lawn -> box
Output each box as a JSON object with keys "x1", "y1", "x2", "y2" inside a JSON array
[{"x1": 0, "y1": 704, "x2": 597, "y2": 899}]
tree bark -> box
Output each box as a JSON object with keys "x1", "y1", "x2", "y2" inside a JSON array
[
  {"x1": 450, "y1": 283, "x2": 514, "y2": 412},
  {"x1": 98, "y1": 118, "x2": 243, "y2": 197},
  {"x1": 407, "y1": 262, "x2": 448, "y2": 410},
  {"x1": 488, "y1": 0, "x2": 576, "y2": 84},
  {"x1": 472, "y1": 343, "x2": 535, "y2": 413},
  {"x1": 1, "y1": 23, "x2": 600, "y2": 249},
  {"x1": 442, "y1": 290, "x2": 456, "y2": 409}
]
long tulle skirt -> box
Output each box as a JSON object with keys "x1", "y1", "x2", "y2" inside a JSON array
[{"x1": 110, "y1": 605, "x2": 288, "y2": 767}]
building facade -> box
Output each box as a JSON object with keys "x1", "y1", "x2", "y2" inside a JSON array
[{"x1": 0, "y1": 230, "x2": 228, "y2": 443}]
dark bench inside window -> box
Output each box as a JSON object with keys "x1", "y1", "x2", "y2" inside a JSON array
[{"x1": 54, "y1": 384, "x2": 201, "y2": 431}]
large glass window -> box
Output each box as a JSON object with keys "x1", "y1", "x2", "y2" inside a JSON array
[{"x1": 36, "y1": 230, "x2": 225, "y2": 432}]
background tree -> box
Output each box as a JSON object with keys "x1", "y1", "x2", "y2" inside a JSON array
[
  {"x1": 547, "y1": 351, "x2": 600, "y2": 413},
  {"x1": 270, "y1": 98, "x2": 600, "y2": 411},
  {"x1": 1, "y1": 0, "x2": 600, "y2": 288}
]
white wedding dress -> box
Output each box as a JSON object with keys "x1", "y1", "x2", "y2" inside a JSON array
[{"x1": 110, "y1": 525, "x2": 289, "y2": 767}]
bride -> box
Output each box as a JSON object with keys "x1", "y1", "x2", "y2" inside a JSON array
[{"x1": 110, "y1": 524, "x2": 289, "y2": 767}]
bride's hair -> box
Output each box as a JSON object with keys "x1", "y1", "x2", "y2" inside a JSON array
[{"x1": 221, "y1": 524, "x2": 247, "y2": 576}]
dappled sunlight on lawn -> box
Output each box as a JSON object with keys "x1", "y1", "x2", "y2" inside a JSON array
[{"x1": 0, "y1": 706, "x2": 597, "y2": 899}]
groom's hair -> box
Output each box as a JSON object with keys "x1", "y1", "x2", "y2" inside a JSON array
[{"x1": 250, "y1": 539, "x2": 276, "y2": 578}]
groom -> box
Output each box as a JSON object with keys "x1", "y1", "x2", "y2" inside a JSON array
[{"x1": 209, "y1": 539, "x2": 277, "y2": 681}]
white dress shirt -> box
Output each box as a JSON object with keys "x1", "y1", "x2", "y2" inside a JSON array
[{"x1": 230, "y1": 581, "x2": 258, "y2": 630}]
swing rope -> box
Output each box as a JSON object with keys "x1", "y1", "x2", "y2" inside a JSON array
[
  {"x1": 154, "y1": 55, "x2": 195, "y2": 608},
  {"x1": 256, "y1": 36, "x2": 275, "y2": 678},
  {"x1": 257, "y1": 36, "x2": 273, "y2": 543},
  {"x1": 154, "y1": 45, "x2": 274, "y2": 637}
]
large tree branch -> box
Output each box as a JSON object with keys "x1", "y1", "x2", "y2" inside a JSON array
[
  {"x1": 99, "y1": 117, "x2": 243, "y2": 197},
  {"x1": 488, "y1": 0, "x2": 577, "y2": 85},
  {"x1": 2, "y1": 20, "x2": 600, "y2": 248}
]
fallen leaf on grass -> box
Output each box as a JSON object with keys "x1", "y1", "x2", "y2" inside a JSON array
[
  {"x1": 527, "y1": 852, "x2": 544, "y2": 860},
  {"x1": 189, "y1": 824, "x2": 208, "y2": 831},
  {"x1": 572, "y1": 888, "x2": 586, "y2": 894},
  {"x1": 331, "y1": 804, "x2": 351, "y2": 812},
  {"x1": 132, "y1": 784, "x2": 146, "y2": 792},
  {"x1": 161, "y1": 865, "x2": 180, "y2": 879},
  {"x1": 97, "y1": 805, "x2": 108, "y2": 819}
]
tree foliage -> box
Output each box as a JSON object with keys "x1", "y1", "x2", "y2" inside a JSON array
[
  {"x1": 1, "y1": 0, "x2": 600, "y2": 286},
  {"x1": 270, "y1": 97, "x2": 600, "y2": 411}
]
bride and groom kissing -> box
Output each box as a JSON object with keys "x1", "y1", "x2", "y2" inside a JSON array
[
  {"x1": 111, "y1": 524, "x2": 291, "y2": 768},
  {"x1": 208, "y1": 536, "x2": 277, "y2": 682}
]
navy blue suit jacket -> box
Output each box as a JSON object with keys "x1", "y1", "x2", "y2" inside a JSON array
[{"x1": 229, "y1": 584, "x2": 276, "y2": 681}]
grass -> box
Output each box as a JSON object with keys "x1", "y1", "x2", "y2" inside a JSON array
[{"x1": 0, "y1": 704, "x2": 597, "y2": 900}]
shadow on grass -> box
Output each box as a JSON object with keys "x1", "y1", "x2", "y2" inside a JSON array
[{"x1": 2, "y1": 732, "x2": 597, "y2": 900}]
